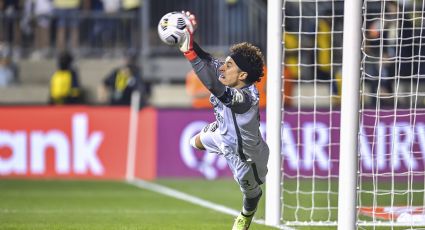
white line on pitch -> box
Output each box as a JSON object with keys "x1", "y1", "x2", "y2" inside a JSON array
[{"x1": 128, "y1": 179, "x2": 294, "y2": 230}]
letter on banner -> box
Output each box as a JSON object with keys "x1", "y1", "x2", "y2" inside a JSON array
[
  {"x1": 303, "y1": 122, "x2": 330, "y2": 170},
  {"x1": 0, "y1": 131, "x2": 26, "y2": 174},
  {"x1": 73, "y1": 113, "x2": 104, "y2": 175},
  {"x1": 391, "y1": 122, "x2": 417, "y2": 170},
  {"x1": 281, "y1": 123, "x2": 298, "y2": 170},
  {"x1": 30, "y1": 130, "x2": 70, "y2": 174}
]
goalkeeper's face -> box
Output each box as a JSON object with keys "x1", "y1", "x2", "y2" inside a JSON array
[{"x1": 219, "y1": 57, "x2": 247, "y2": 88}]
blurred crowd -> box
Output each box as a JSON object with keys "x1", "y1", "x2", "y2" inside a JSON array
[
  {"x1": 0, "y1": 0, "x2": 142, "y2": 59},
  {"x1": 0, "y1": 0, "x2": 424, "y2": 108},
  {"x1": 363, "y1": 1, "x2": 425, "y2": 106},
  {"x1": 284, "y1": 0, "x2": 425, "y2": 107},
  {"x1": 0, "y1": 0, "x2": 268, "y2": 107}
]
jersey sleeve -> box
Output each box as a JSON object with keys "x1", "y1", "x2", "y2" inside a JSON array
[
  {"x1": 188, "y1": 43, "x2": 255, "y2": 114},
  {"x1": 189, "y1": 44, "x2": 226, "y2": 100},
  {"x1": 218, "y1": 87, "x2": 254, "y2": 114}
]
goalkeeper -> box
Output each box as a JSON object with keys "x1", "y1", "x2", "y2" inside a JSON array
[{"x1": 179, "y1": 11, "x2": 269, "y2": 230}]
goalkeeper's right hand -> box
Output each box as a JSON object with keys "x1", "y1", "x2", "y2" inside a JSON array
[{"x1": 179, "y1": 11, "x2": 198, "y2": 61}]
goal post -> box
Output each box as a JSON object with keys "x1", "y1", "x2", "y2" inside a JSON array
[
  {"x1": 265, "y1": 0, "x2": 283, "y2": 227},
  {"x1": 337, "y1": 0, "x2": 362, "y2": 229}
]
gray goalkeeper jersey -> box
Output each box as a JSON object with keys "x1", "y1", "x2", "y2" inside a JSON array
[{"x1": 190, "y1": 53, "x2": 269, "y2": 164}]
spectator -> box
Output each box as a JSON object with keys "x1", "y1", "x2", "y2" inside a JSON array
[
  {"x1": 88, "y1": 0, "x2": 119, "y2": 55},
  {"x1": 331, "y1": 68, "x2": 342, "y2": 106},
  {"x1": 0, "y1": 0, "x2": 23, "y2": 58},
  {"x1": 99, "y1": 49, "x2": 151, "y2": 106},
  {"x1": 258, "y1": 65, "x2": 295, "y2": 108},
  {"x1": 364, "y1": 19, "x2": 394, "y2": 107},
  {"x1": 86, "y1": 0, "x2": 104, "y2": 55},
  {"x1": 185, "y1": 69, "x2": 212, "y2": 109},
  {"x1": 283, "y1": 32, "x2": 299, "y2": 107},
  {"x1": 121, "y1": 0, "x2": 141, "y2": 49},
  {"x1": 49, "y1": 51, "x2": 82, "y2": 104},
  {"x1": 385, "y1": 2, "x2": 415, "y2": 78},
  {"x1": 363, "y1": 2, "x2": 416, "y2": 107},
  {"x1": 317, "y1": 18, "x2": 332, "y2": 80},
  {"x1": 22, "y1": 0, "x2": 53, "y2": 59},
  {"x1": 226, "y1": 0, "x2": 247, "y2": 43},
  {"x1": 0, "y1": 43, "x2": 18, "y2": 87},
  {"x1": 52, "y1": 0, "x2": 88, "y2": 53}
]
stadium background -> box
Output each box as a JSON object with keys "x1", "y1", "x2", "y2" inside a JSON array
[
  {"x1": 1, "y1": 0, "x2": 424, "y2": 229},
  {"x1": 0, "y1": 1, "x2": 275, "y2": 229}
]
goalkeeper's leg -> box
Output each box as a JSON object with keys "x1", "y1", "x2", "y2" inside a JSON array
[
  {"x1": 191, "y1": 122, "x2": 221, "y2": 152},
  {"x1": 232, "y1": 177, "x2": 263, "y2": 230},
  {"x1": 242, "y1": 188, "x2": 262, "y2": 216},
  {"x1": 228, "y1": 158, "x2": 266, "y2": 230},
  {"x1": 189, "y1": 134, "x2": 205, "y2": 150},
  {"x1": 233, "y1": 190, "x2": 262, "y2": 230}
]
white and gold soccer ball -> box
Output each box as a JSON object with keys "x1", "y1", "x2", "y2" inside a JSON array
[{"x1": 157, "y1": 12, "x2": 193, "y2": 46}]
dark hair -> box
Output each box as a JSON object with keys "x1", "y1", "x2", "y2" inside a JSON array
[
  {"x1": 58, "y1": 51, "x2": 74, "y2": 70},
  {"x1": 229, "y1": 42, "x2": 265, "y2": 84}
]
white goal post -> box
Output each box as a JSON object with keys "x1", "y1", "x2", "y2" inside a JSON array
[
  {"x1": 337, "y1": 0, "x2": 362, "y2": 229},
  {"x1": 265, "y1": 0, "x2": 283, "y2": 227}
]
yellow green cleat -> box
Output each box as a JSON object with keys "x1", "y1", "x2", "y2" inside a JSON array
[{"x1": 232, "y1": 212, "x2": 254, "y2": 230}]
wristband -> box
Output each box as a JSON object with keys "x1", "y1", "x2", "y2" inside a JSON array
[{"x1": 184, "y1": 50, "x2": 198, "y2": 61}]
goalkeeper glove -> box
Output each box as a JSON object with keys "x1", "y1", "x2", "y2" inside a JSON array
[{"x1": 179, "y1": 11, "x2": 198, "y2": 61}]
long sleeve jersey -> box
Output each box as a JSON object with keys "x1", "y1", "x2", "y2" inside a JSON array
[{"x1": 188, "y1": 44, "x2": 268, "y2": 163}]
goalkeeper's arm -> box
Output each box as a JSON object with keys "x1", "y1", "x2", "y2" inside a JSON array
[
  {"x1": 192, "y1": 42, "x2": 212, "y2": 62},
  {"x1": 179, "y1": 12, "x2": 226, "y2": 98},
  {"x1": 189, "y1": 54, "x2": 226, "y2": 98}
]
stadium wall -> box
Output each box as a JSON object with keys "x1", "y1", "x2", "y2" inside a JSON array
[{"x1": 1, "y1": 107, "x2": 425, "y2": 181}]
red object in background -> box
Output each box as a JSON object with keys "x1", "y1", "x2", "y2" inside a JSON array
[
  {"x1": 359, "y1": 206, "x2": 425, "y2": 222},
  {"x1": 135, "y1": 107, "x2": 157, "y2": 180},
  {"x1": 0, "y1": 106, "x2": 156, "y2": 180}
]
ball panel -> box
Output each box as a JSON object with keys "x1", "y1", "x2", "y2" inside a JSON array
[{"x1": 157, "y1": 12, "x2": 190, "y2": 46}]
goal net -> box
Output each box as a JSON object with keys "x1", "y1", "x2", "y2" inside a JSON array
[
  {"x1": 278, "y1": 0, "x2": 344, "y2": 227},
  {"x1": 268, "y1": 0, "x2": 425, "y2": 228},
  {"x1": 358, "y1": 0, "x2": 425, "y2": 227}
]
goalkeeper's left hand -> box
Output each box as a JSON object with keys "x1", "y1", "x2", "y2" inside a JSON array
[{"x1": 179, "y1": 11, "x2": 198, "y2": 60}]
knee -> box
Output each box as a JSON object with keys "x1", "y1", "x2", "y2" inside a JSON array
[
  {"x1": 243, "y1": 185, "x2": 262, "y2": 199},
  {"x1": 190, "y1": 134, "x2": 205, "y2": 150}
]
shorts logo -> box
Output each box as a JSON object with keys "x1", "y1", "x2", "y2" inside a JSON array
[
  {"x1": 210, "y1": 122, "x2": 218, "y2": 132},
  {"x1": 203, "y1": 124, "x2": 210, "y2": 132},
  {"x1": 203, "y1": 122, "x2": 218, "y2": 133},
  {"x1": 239, "y1": 179, "x2": 251, "y2": 188}
]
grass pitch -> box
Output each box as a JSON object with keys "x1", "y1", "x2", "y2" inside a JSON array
[
  {"x1": 0, "y1": 179, "x2": 275, "y2": 230},
  {"x1": 2, "y1": 179, "x2": 423, "y2": 230}
]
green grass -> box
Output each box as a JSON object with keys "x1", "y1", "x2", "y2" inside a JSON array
[
  {"x1": 0, "y1": 179, "x2": 275, "y2": 230},
  {"x1": 1, "y1": 179, "x2": 424, "y2": 230}
]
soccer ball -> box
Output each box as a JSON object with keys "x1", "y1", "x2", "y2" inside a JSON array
[{"x1": 157, "y1": 12, "x2": 192, "y2": 46}]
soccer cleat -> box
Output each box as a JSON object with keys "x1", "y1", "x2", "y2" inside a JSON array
[{"x1": 232, "y1": 212, "x2": 254, "y2": 230}]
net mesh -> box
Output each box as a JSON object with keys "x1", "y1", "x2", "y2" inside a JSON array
[
  {"x1": 281, "y1": 0, "x2": 344, "y2": 226},
  {"x1": 358, "y1": 0, "x2": 425, "y2": 228},
  {"x1": 280, "y1": 0, "x2": 425, "y2": 228}
]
